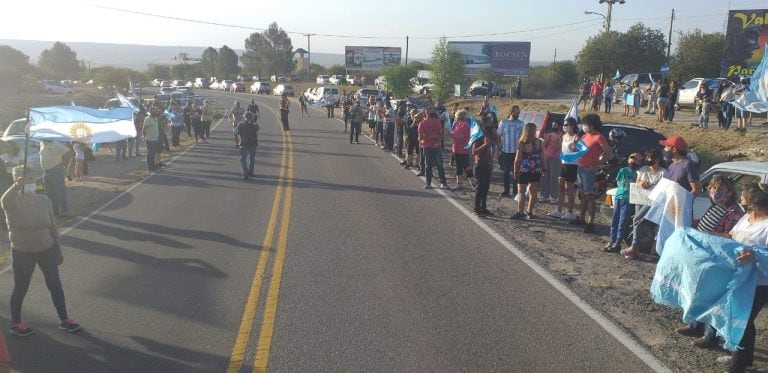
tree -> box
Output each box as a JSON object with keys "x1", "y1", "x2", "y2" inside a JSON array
[
  {"x1": 327, "y1": 64, "x2": 346, "y2": 76},
  {"x1": 670, "y1": 30, "x2": 725, "y2": 82},
  {"x1": 0, "y1": 46, "x2": 35, "y2": 90},
  {"x1": 429, "y1": 37, "x2": 465, "y2": 102},
  {"x1": 241, "y1": 22, "x2": 295, "y2": 77},
  {"x1": 407, "y1": 61, "x2": 427, "y2": 70},
  {"x1": 476, "y1": 68, "x2": 501, "y2": 83},
  {"x1": 147, "y1": 64, "x2": 171, "y2": 80},
  {"x1": 308, "y1": 63, "x2": 326, "y2": 78},
  {"x1": 380, "y1": 65, "x2": 417, "y2": 98},
  {"x1": 38, "y1": 42, "x2": 82, "y2": 79},
  {"x1": 576, "y1": 23, "x2": 666, "y2": 81},
  {"x1": 201, "y1": 47, "x2": 219, "y2": 78},
  {"x1": 217, "y1": 45, "x2": 240, "y2": 79}
]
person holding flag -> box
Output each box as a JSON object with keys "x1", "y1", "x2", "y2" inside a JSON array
[
  {"x1": 569, "y1": 114, "x2": 613, "y2": 233},
  {"x1": 470, "y1": 114, "x2": 497, "y2": 216}
]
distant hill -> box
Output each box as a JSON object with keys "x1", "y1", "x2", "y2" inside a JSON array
[{"x1": 0, "y1": 39, "x2": 548, "y2": 71}]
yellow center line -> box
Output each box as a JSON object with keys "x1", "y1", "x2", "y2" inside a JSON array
[
  {"x1": 227, "y1": 129, "x2": 288, "y2": 373},
  {"x1": 253, "y1": 131, "x2": 294, "y2": 373}
]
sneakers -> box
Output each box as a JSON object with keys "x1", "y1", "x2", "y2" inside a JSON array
[
  {"x1": 59, "y1": 317, "x2": 81, "y2": 333},
  {"x1": 547, "y1": 210, "x2": 562, "y2": 218},
  {"x1": 525, "y1": 211, "x2": 534, "y2": 220},
  {"x1": 424, "y1": 184, "x2": 432, "y2": 189},
  {"x1": 561, "y1": 212, "x2": 576, "y2": 221},
  {"x1": 9, "y1": 322, "x2": 34, "y2": 337},
  {"x1": 716, "y1": 355, "x2": 732, "y2": 364},
  {"x1": 439, "y1": 183, "x2": 448, "y2": 189}
]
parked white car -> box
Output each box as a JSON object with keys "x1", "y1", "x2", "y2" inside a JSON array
[
  {"x1": 329, "y1": 75, "x2": 345, "y2": 85},
  {"x1": 345, "y1": 75, "x2": 356, "y2": 85},
  {"x1": 218, "y1": 80, "x2": 233, "y2": 91},
  {"x1": 273, "y1": 84, "x2": 294, "y2": 97},
  {"x1": 250, "y1": 82, "x2": 271, "y2": 94},
  {"x1": 677, "y1": 78, "x2": 732, "y2": 108},
  {"x1": 42, "y1": 80, "x2": 73, "y2": 94},
  {"x1": 307, "y1": 86, "x2": 339, "y2": 105},
  {"x1": 316, "y1": 75, "x2": 330, "y2": 84}
]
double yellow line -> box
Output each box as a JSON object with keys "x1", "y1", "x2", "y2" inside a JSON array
[{"x1": 227, "y1": 112, "x2": 294, "y2": 373}]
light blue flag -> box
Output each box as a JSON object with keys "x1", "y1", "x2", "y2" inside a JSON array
[
  {"x1": 559, "y1": 139, "x2": 588, "y2": 163},
  {"x1": 464, "y1": 117, "x2": 483, "y2": 150},
  {"x1": 651, "y1": 227, "x2": 768, "y2": 351},
  {"x1": 163, "y1": 108, "x2": 176, "y2": 121},
  {"x1": 732, "y1": 43, "x2": 768, "y2": 113},
  {"x1": 28, "y1": 106, "x2": 136, "y2": 143},
  {"x1": 614, "y1": 69, "x2": 621, "y2": 80},
  {"x1": 491, "y1": 105, "x2": 498, "y2": 117}
]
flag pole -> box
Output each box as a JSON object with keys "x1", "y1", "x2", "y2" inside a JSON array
[{"x1": 21, "y1": 108, "x2": 30, "y2": 194}]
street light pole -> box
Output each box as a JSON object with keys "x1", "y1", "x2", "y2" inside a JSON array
[{"x1": 586, "y1": 0, "x2": 626, "y2": 33}]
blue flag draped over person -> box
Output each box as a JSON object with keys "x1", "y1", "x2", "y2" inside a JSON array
[
  {"x1": 465, "y1": 117, "x2": 483, "y2": 150},
  {"x1": 732, "y1": 43, "x2": 768, "y2": 113},
  {"x1": 651, "y1": 227, "x2": 768, "y2": 351},
  {"x1": 28, "y1": 105, "x2": 136, "y2": 143},
  {"x1": 559, "y1": 139, "x2": 588, "y2": 163}
]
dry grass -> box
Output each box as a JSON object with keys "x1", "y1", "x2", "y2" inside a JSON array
[{"x1": 0, "y1": 85, "x2": 115, "y2": 129}]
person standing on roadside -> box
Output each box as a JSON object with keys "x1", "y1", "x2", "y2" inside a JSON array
[
  {"x1": 695, "y1": 83, "x2": 713, "y2": 129},
  {"x1": 602, "y1": 81, "x2": 615, "y2": 114},
  {"x1": 603, "y1": 153, "x2": 641, "y2": 253},
  {"x1": 169, "y1": 103, "x2": 185, "y2": 147},
  {"x1": 716, "y1": 79, "x2": 735, "y2": 130},
  {"x1": 229, "y1": 101, "x2": 245, "y2": 147},
  {"x1": 143, "y1": 107, "x2": 161, "y2": 172},
  {"x1": 497, "y1": 105, "x2": 524, "y2": 197},
  {"x1": 570, "y1": 114, "x2": 613, "y2": 233},
  {"x1": 548, "y1": 118, "x2": 580, "y2": 221},
  {"x1": 645, "y1": 79, "x2": 658, "y2": 115},
  {"x1": 235, "y1": 112, "x2": 259, "y2": 180},
  {"x1": 578, "y1": 79, "x2": 592, "y2": 111},
  {"x1": 395, "y1": 100, "x2": 407, "y2": 158},
  {"x1": 201, "y1": 100, "x2": 212, "y2": 139},
  {"x1": 280, "y1": 94, "x2": 290, "y2": 131},
  {"x1": 631, "y1": 81, "x2": 643, "y2": 117},
  {"x1": 540, "y1": 121, "x2": 562, "y2": 203},
  {"x1": 341, "y1": 90, "x2": 350, "y2": 133},
  {"x1": 191, "y1": 105, "x2": 206, "y2": 144},
  {"x1": 589, "y1": 79, "x2": 602, "y2": 111},
  {"x1": 39, "y1": 140, "x2": 71, "y2": 217},
  {"x1": 449, "y1": 110, "x2": 471, "y2": 190},
  {"x1": 404, "y1": 108, "x2": 422, "y2": 170},
  {"x1": 298, "y1": 94, "x2": 309, "y2": 118},
  {"x1": 2, "y1": 167, "x2": 81, "y2": 337},
  {"x1": 324, "y1": 91, "x2": 335, "y2": 119},
  {"x1": 667, "y1": 80, "x2": 679, "y2": 123},
  {"x1": 418, "y1": 108, "x2": 447, "y2": 189},
  {"x1": 183, "y1": 101, "x2": 193, "y2": 138},
  {"x1": 656, "y1": 78, "x2": 670, "y2": 122},
  {"x1": 471, "y1": 115, "x2": 496, "y2": 216},
  {"x1": 734, "y1": 77, "x2": 750, "y2": 133},
  {"x1": 349, "y1": 101, "x2": 364, "y2": 144},
  {"x1": 511, "y1": 122, "x2": 546, "y2": 220}
]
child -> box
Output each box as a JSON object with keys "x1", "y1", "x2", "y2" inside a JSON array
[
  {"x1": 72, "y1": 141, "x2": 85, "y2": 180},
  {"x1": 603, "y1": 153, "x2": 641, "y2": 252}
]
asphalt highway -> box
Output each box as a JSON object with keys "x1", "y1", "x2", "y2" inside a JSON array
[{"x1": 0, "y1": 92, "x2": 664, "y2": 372}]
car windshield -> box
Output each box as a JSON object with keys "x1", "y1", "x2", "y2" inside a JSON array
[{"x1": 3, "y1": 120, "x2": 27, "y2": 137}]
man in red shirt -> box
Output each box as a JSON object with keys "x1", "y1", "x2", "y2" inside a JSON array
[
  {"x1": 571, "y1": 114, "x2": 613, "y2": 233},
  {"x1": 418, "y1": 108, "x2": 447, "y2": 189}
]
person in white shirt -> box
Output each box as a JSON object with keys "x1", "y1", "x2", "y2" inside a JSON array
[{"x1": 496, "y1": 105, "x2": 524, "y2": 197}]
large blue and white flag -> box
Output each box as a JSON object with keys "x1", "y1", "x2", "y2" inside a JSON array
[
  {"x1": 559, "y1": 139, "x2": 588, "y2": 163},
  {"x1": 28, "y1": 106, "x2": 137, "y2": 143},
  {"x1": 565, "y1": 96, "x2": 580, "y2": 123},
  {"x1": 732, "y1": 43, "x2": 768, "y2": 113},
  {"x1": 651, "y1": 227, "x2": 768, "y2": 351},
  {"x1": 464, "y1": 117, "x2": 483, "y2": 150}
]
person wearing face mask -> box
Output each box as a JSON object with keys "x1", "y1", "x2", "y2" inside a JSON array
[
  {"x1": 497, "y1": 106, "x2": 524, "y2": 197},
  {"x1": 603, "y1": 153, "x2": 641, "y2": 252},
  {"x1": 1, "y1": 167, "x2": 80, "y2": 337},
  {"x1": 548, "y1": 118, "x2": 580, "y2": 220},
  {"x1": 675, "y1": 175, "x2": 745, "y2": 346},
  {"x1": 539, "y1": 120, "x2": 562, "y2": 204},
  {"x1": 620, "y1": 149, "x2": 667, "y2": 259}
]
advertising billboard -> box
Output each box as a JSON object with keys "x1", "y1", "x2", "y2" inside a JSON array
[
  {"x1": 447, "y1": 41, "x2": 531, "y2": 76},
  {"x1": 345, "y1": 46, "x2": 402, "y2": 71},
  {"x1": 722, "y1": 9, "x2": 768, "y2": 78}
]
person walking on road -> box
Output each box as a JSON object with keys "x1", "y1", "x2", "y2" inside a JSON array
[
  {"x1": 348, "y1": 101, "x2": 364, "y2": 144},
  {"x1": 298, "y1": 95, "x2": 310, "y2": 118},
  {"x1": 2, "y1": 167, "x2": 81, "y2": 337},
  {"x1": 280, "y1": 94, "x2": 291, "y2": 131},
  {"x1": 235, "y1": 112, "x2": 259, "y2": 180},
  {"x1": 201, "y1": 100, "x2": 212, "y2": 139},
  {"x1": 229, "y1": 101, "x2": 245, "y2": 147}
]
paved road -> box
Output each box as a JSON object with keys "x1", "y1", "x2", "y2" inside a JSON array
[{"x1": 0, "y1": 92, "x2": 661, "y2": 372}]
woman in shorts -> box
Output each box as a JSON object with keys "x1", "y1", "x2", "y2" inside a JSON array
[
  {"x1": 511, "y1": 122, "x2": 545, "y2": 220},
  {"x1": 449, "y1": 110, "x2": 471, "y2": 189},
  {"x1": 548, "y1": 118, "x2": 579, "y2": 220}
]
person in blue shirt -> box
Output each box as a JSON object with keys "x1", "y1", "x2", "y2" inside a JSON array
[{"x1": 603, "y1": 153, "x2": 640, "y2": 253}]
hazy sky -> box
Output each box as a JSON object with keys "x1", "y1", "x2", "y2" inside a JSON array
[{"x1": 1, "y1": 0, "x2": 766, "y2": 62}]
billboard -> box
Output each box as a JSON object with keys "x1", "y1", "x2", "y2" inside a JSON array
[
  {"x1": 447, "y1": 41, "x2": 531, "y2": 76},
  {"x1": 722, "y1": 9, "x2": 768, "y2": 78},
  {"x1": 345, "y1": 46, "x2": 402, "y2": 71}
]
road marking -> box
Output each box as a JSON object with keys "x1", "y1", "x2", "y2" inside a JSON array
[
  {"x1": 227, "y1": 129, "x2": 288, "y2": 373},
  {"x1": 253, "y1": 132, "x2": 293, "y2": 373},
  {"x1": 315, "y1": 106, "x2": 671, "y2": 373}
]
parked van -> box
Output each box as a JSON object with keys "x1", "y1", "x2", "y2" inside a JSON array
[
  {"x1": 308, "y1": 86, "x2": 340, "y2": 106},
  {"x1": 194, "y1": 77, "x2": 210, "y2": 89},
  {"x1": 250, "y1": 82, "x2": 271, "y2": 94}
]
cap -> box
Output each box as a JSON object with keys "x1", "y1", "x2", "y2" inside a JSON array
[
  {"x1": 628, "y1": 152, "x2": 643, "y2": 161},
  {"x1": 659, "y1": 136, "x2": 687, "y2": 150}
]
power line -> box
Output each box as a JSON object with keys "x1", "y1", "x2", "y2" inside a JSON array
[{"x1": 90, "y1": 4, "x2": 616, "y2": 41}]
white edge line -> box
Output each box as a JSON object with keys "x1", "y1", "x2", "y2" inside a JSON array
[
  {"x1": 316, "y1": 105, "x2": 671, "y2": 373},
  {"x1": 0, "y1": 118, "x2": 226, "y2": 277}
]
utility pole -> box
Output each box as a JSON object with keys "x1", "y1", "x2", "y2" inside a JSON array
[
  {"x1": 405, "y1": 36, "x2": 409, "y2": 65},
  {"x1": 605, "y1": 2, "x2": 613, "y2": 33},
  {"x1": 667, "y1": 8, "x2": 675, "y2": 60},
  {"x1": 305, "y1": 34, "x2": 312, "y2": 82},
  {"x1": 552, "y1": 49, "x2": 557, "y2": 78}
]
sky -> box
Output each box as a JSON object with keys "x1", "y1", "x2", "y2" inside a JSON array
[{"x1": 1, "y1": 0, "x2": 766, "y2": 62}]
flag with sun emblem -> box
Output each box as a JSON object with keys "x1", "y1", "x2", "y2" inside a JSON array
[{"x1": 28, "y1": 106, "x2": 136, "y2": 143}]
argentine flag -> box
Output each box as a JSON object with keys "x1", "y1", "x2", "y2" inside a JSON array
[
  {"x1": 613, "y1": 69, "x2": 621, "y2": 80},
  {"x1": 464, "y1": 117, "x2": 483, "y2": 150},
  {"x1": 732, "y1": 43, "x2": 768, "y2": 113},
  {"x1": 29, "y1": 105, "x2": 137, "y2": 143}
]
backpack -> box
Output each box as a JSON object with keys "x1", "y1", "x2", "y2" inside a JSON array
[{"x1": 239, "y1": 121, "x2": 259, "y2": 147}]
